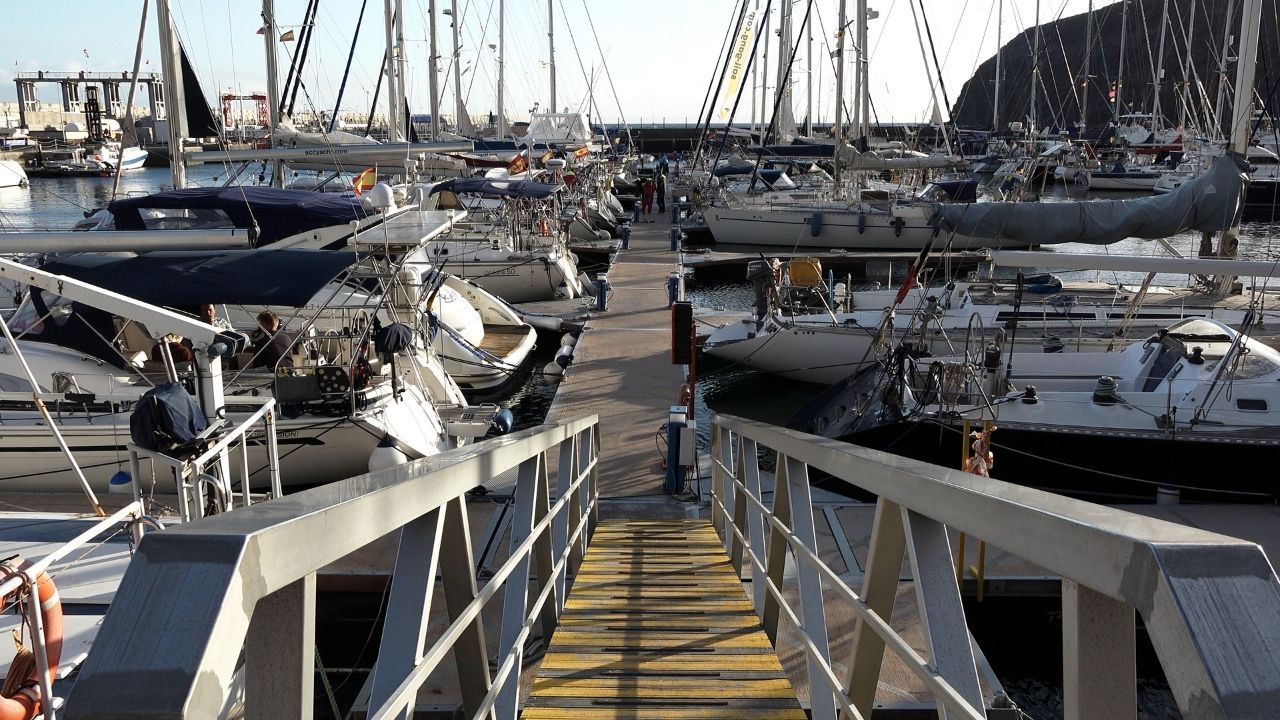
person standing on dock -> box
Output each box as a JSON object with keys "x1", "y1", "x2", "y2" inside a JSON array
[
  {"x1": 642, "y1": 177, "x2": 655, "y2": 216},
  {"x1": 656, "y1": 172, "x2": 667, "y2": 214}
]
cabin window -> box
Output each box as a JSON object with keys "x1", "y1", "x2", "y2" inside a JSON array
[
  {"x1": 1142, "y1": 345, "x2": 1182, "y2": 392},
  {"x1": 0, "y1": 373, "x2": 40, "y2": 392},
  {"x1": 137, "y1": 207, "x2": 235, "y2": 231},
  {"x1": 1237, "y1": 398, "x2": 1268, "y2": 412},
  {"x1": 1232, "y1": 352, "x2": 1280, "y2": 380}
]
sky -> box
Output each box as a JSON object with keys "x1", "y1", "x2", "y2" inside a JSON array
[{"x1": 1, "y1": 0, "x2": 1122, "y2": 127}]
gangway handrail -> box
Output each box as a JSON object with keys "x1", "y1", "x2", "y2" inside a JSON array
[
  {"x1": 709, "y1": 412, "x2": 1280, "y2": 720},
  {"x1": 63, "y1": 414, "x2": 600, "y2": 719}
]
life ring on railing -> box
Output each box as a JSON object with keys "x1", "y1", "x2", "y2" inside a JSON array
[
  {"x1": 539, "y1": 217, "x2": 550, "y2": 237},
  {"x1": 0, "y1": 557, "x2": 63, "y2": 720}
]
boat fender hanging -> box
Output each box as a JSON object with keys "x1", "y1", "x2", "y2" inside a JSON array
[
  {"x1": 810, "y1": 212, "x2": 823, "y2": 237},
  {"x1": 368, "y1": 434, "x2": 408, "y2": 472},
  {"x1": 539, "y1": 217, "x2": 550, "y2": 237},
  {"x1": 891, "y1": 216, "x2": 906, "y2": 238},
  {"x1": 857, "y1": 212, "x2": 867, "y2": 234},
  {"x1": 0, "y1": 556, "x2": 63, "y2": 720},
  {"x1": 555, "y1": 345, "x2": 575, "y2": 368},
  {"x1": 491, "y1": 408, "x2": 514, "y2": 434}
]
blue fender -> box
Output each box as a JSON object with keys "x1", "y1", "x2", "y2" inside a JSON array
[
  {"x1": 857, "y1": 212, "x2": 867, "y2": 234},
  {"x1": 809, "y1": 211, "x2": 823, "y2": 237}
]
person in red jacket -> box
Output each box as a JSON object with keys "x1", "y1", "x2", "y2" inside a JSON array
[{"x1": 642, "y1": 177, "x2": 656, "y2": 216}]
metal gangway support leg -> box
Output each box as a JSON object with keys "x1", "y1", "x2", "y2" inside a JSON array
[{"x1": 522, "y1": 518, "x2": 805, "y2": 718}]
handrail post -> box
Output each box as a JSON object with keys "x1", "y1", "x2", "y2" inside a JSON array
[
  {"x1": 367, "y1": 507, "x2": 447, "y2": 719},
  {"x1": 440, "y1": 495, "x2": 493, "y2": 717},
  {"x1": 531, "y1": 452, "x2": 559, "y2": 641},
  {"x1": 740, "y1": 437, "x2": 767, "y2": 613},
  {"x1": 845, "y1": 498, "x2": 907, "y2": 716},
  {"x1": 496, "y1": 456, "x2": 545, "y2": 719},
  {"x1": 711, "y1": 423, "x2": 732, "y2": 538},
  {"x1": 761, "y1": 454, "x2": 792, "y2": 645},
  {"x1": 555, "y1": 432, "x2": 578, "y2": 613},
  {"x1": 245, "y1": 573, "x2": 316, "y2": 720},
  {"x1": 782, "y1": 456, "x2": 836, "y2": 720},
  {"x1": 902, "y1": 509, "x2": 984, "y2": 717},
  {"x1": 1063, "y1": 579, "x2": 1136, "y2": 720}
]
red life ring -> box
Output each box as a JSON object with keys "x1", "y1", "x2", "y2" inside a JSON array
[{"x1": 0, "y1": 559, "x2": 63, "y2": 720}]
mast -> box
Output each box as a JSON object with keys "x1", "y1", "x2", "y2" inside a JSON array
[
  {"x1": 112, "y1": 0, "x2": 149, "y2": 201},
  {"x1": 760, "y1": 8, "x2": 769, "y2": 144},
  {"x1": 451, "y1": 0, "x2": 465, "y2": 135},
  {"x1": 1030, "y1": 0, "x2": 1041, "y2": 136},
  {"x1": 1178, "y1": 1, "x2": 1195, "y2": 129},
  {"x1": 833, "y1": 0, "x2": 846, "y2": 182},
  {"x1": 429, "y1": 0, "x2": 441, "y2": 139},
  {"x1": 548, "y1": 0, "x2": 556, "y2": 113},
  {"x1": 1080, "y1": 0, "x2": 1091, "y2": 133},
  {"x1": 1153, "y1": 0, "x2": 1170, "y2": 131},
  {"x1": 394, "y1": 0, "x2": 408, "y2": 140},
  {"x1": 382, "y1": 0, "x2": 400, "y2": 141},
  {"x1": 851, "y1": 0, "x2": 864, "y2": 141},
  {"x1": 155, "y1": 0, "x2": 186, "y2": 189},
  {"x1": 805, "y1": 13, "x2": 813, "y2": 137},
  {"x1": 1212, "y1": 0, "x2": 1262, "y2": 293},
  {"x1": 993, "y1": 0, "x2": 1002, "y2": 131},
  {"x1": 1213, "y1": 0, "x2": 1237, "y2": 139},
  {"x1": 857, "y1": 0, "x2": 869, "y2": 140},
  {"x1": 1114, "y1": 0, "x2": 1129, "y2": 131},
  {"x1": 263, "y1": 0, "x2": 282, "y2": 185},
  {"x1": 497, "y1": 0, "x2": 506, "y2": 137},
  {"x1": 774, "y1": 0, "x2": 792, "y2": 142}
]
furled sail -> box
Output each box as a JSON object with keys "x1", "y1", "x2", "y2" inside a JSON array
[{"x1": 931, "y1": 154, "x2": 1249, "y2": 245}]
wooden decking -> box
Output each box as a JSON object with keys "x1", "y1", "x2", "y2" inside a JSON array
[{"x1": 522, "y1": 519, "x2": 804, "y2": 719}]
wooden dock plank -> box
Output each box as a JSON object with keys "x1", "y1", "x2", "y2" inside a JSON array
[{"x1": 522, "y1": 519, "x2": 804, "y2": 719}]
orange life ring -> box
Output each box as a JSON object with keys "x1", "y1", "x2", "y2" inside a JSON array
[
  {"x1": 539, "y1": 217, "x2": 550, "y2": 237},
  {"x1": 0, "y1": 558, "x2": 63, "y2": 720}
]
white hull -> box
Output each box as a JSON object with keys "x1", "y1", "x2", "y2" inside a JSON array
[
  {"x1": 118, "y1": 146, "x2": 149, "y2": 171},
  {"x1": 421, "y1": 242, "x2": 583, "y2": 302},
  {"x1": 0, "y1": 160, "x2": 28, "y2": 188},
  {"x1": 703, "y1": 204, "x2": 1034, "y2": 250}
]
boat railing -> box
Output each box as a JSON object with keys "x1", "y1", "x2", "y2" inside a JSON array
[
  {"x1": 125, "y1": 396, "x2": 282, "y2": 522},
  {"x1": 708, "y1": 412, "x2": 1280, "y2": 720},
  {"x1": 1, "y1": 500, "x2": 148, "y2": 720},
  {"x1": 63, "y1": 414, "x2": 600, "y2": 719}
]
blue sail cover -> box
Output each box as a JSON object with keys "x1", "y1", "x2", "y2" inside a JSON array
[
  {"x1": 429, "y1": 177, "x2": 560, "y2": 198},
  {"x1": 40, "y1": 249, "x2": 357, "y2": 307},
  {"x1": 930, "y1": 154, "x2": 1249, "y2": 245},
  {"x1": 108, "y1": 187, "x2": 374, "y2": 246}
]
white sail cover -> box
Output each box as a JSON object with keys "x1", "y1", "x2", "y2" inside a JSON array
[{"x1": 931, "y1": 154, "x2": 1249, "y2": 245}]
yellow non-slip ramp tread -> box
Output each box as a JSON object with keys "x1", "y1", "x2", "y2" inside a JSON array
[{"x1": 522, "y1": 519, "x2": 805, "y2": 719}]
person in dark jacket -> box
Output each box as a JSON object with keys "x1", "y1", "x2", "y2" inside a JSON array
[
  {"x1": 250, "y1": 309, "x2": 294, "y2": 369},
  {"x1": 655, "y1": 173, "x2": 667, "y2": 214}
]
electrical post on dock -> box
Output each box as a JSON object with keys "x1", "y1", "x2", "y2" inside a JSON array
[{"x1": 667, "y1": 300, "x2": 697, "y2": 497}]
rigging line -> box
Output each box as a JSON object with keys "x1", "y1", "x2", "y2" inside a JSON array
[
  {"x1": 577, "y1": 0, "x2": 632, "y2": 144},
  {"x1": 915, "y1": 0, "x2": 955, "y2": 149},
  {"x1": 555, "y1": 0, "x2": 602, "y2": 128},
  {"x1": 748, "y1": 0, "x2": 814, "y2": 186},
  {"x1": 283, "y1": 0, "x2": 322, "y2": 119},
  {"x1": 693, "y1": 0, "x2": 752, "y2": 162},
  {"x1": 463, "y1": 0, "x2": 496, "y2": 109},
  {"x1": 330, "y1": 0, "x2": 372, "y2": 132}
]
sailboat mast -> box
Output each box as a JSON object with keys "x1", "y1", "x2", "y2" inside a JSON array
[
  {"x1": 1114, "y1": 0, "x2": 1128, "y2": 130},
  {"x1": 1153, "y1": 0, "x2": 1170, "y2": 131},
  {"x1": 760, "y1": 8, "x2": 769, "y2": 144},
  {"x1": 1080, "y1": 0, "x2": 1091, "y2": 133},
  {"x1": 429, "y1": 0, "x2": 441, "y2": 139},
  {"x1": 1179, "y1": 2, "x2": 1194, "y2": 129},
  {"x1": 451, "y1": 0, "x2": 464, "y2": 134},
  {"x1": 993, "y1": 0, "x2": 1002, "y2": 131},
  {"x1": 851, "y1": 0, "x2": 865, "y2": 141},
  {"x1": 833, "y1": 0, "x2": 846, "y2": 183},
  {"x1": 857, "y1": 0, "x2": 869, "y2": 140},
  {"x1": 382, "y1": 0, "x2": 400, "y2": 141},
  {"x1": 112, "y1": 0, "x2": 149, "y2": 201},
  {"x1": 155, "y1": 0, "x2": 186, "y2": 189},
  {"x1": 1030, "y1": 0, "x2": 1040, "y2": 135},
  {"x1": 1213, "y1": 0, "x2": 1237, "y2": 139},
  {"x1": 548, "y1": 0, "x2": 556, "y2": 113},
  {"x1": 1212, "y1": 0, "x2": 1262, "y2": 293},
  {"x1": 805, "y1": 15, "x2": 813, "y2": 136},
  {"x1": 497, "y1": 0, "x2": 506, "y2": 137},
  {"x1": 262, "y1": 0, "x2": 283, "y2": 186},
  {"x1": 394, "y1": 0, "x2": 408, "y2": 139}
]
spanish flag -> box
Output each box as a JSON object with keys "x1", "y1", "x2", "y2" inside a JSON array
[
  {"x1": 573, "y1": 146, "x2": 589, "y2": 159},
  {"x1": 352, "y1": 167, "x2": 376, "y2": 195},
  {"x1": 506, "y1": 151, "x2": 529, "y2": 175}
]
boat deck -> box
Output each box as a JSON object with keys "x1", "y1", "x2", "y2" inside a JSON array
[
  {"x1": 477, "y1": 324, "x2": 534, "y2": 356},
  {"x1": 522, "y1": 519, "x2": 805, "y2": 719}
]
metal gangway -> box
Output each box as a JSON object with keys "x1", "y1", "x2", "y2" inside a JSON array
[{"x1": 59, "y1": 414, "x2": 1280, "y2": 719}]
